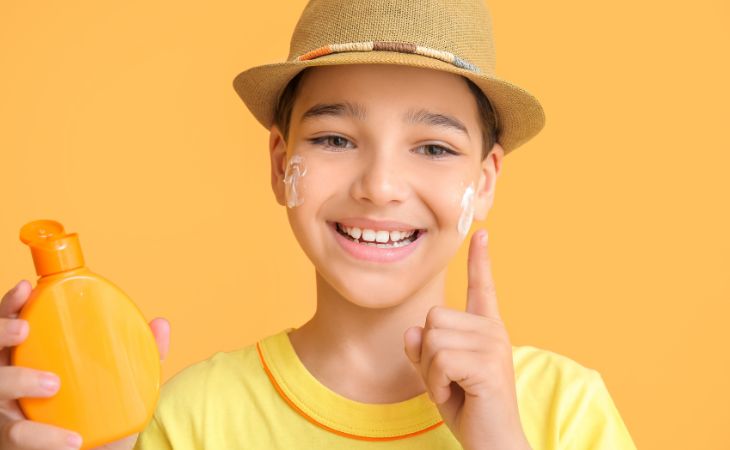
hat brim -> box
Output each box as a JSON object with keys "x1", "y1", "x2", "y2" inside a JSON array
[{"x1": 232, "y1": 51, "x2": 545, "y2": 155}]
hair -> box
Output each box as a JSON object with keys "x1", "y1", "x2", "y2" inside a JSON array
[{"x1": 273, "y1": 67, "x2": 499, "y2": 160}]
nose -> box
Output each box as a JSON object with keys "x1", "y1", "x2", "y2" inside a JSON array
[{"x1": 350, "y1": 149, "x2": 409, "y2": 206}]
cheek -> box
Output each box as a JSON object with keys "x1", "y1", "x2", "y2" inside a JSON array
[
  {"x1": 417, "y1": 177, "x2": 474, "y2": 234},
  {"x1": 283, "y1": 154, "x2": 343, "y2": 236},
  {"x1": 283, "y1": 152, "x2": 351, "y2": 211}
]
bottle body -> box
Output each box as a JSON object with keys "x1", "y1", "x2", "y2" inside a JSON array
[{"x1": 10, "y1": 267, "x2": 160, "y2": 449}]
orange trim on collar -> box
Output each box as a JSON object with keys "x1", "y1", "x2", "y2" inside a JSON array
[{"x1": 255, "y1": 341, "x2": 444, "y2": 441}]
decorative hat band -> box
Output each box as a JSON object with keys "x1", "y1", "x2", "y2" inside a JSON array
[{"x1": 293, "y1": 41, "x2": 481, "y2": 74}]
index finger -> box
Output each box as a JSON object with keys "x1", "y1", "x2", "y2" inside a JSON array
[
  {"x1": 465, "y1": 230, "x2": 501, "y2": 320},
  {"x1": 0, "y1": 280, "x2": 32, "y2": 318}
]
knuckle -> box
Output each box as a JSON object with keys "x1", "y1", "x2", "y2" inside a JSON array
[
  {"x1": 422, "y1": 328, "x2": 441, "y2": 350},
  {"x1": 488, "y1": 328, "x2": 509, "y2": 347},
  {"x1": 485, "y1": 315, "x2": 503, "y2": 327},
  {"x1": 425, "y1": 306, "x2": 444, "y2": 327},
  {"x1": 17, "y1": 369, "x2": 35, "y2": 398},
  {"x1": 0, "y1": 366, "x2": 42, "y2": 400},
  {"x1": 3, "y1": 419, "x2": 26, "y2": 446},
  {"x1": 0, "y1": 367, "x2": 20, "y2": 399},
  {"x1": 1, "y1": 319, "x2": 28, "y2": 343},
  {"x1": 431, "y1": 350, "x2": 449, "y2": 371}
]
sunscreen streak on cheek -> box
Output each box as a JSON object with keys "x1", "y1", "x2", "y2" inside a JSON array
[
  {"x1": 457, "y1": 182, "x2": 476, "y2": 237},
  {"x1": 283, "y1": 154, "x2": 307, "y2": 208}
]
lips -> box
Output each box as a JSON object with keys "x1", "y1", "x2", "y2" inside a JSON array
[{"x1": 328, "y1": 221, "x2": 425, "y2": 263}]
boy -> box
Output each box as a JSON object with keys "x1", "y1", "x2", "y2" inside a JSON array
[{"x1": 0, "y1": 0, "x2": 637, "y2": 448}]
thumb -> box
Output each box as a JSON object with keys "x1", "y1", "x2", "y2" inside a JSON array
[
  {"x1": 403, "y1": 326, "x2": 424, "y2": 364},
  {"x1": 149, "y1": 317, "x2": 170, "y2": 361}
]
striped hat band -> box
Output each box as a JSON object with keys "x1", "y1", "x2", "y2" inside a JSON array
[{"x1": 294, "y1": 41, "x2": 481, "y2": 74}]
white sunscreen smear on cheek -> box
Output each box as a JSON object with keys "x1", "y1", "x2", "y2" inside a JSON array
[
  {"x1": 457, "y1": 182, "x2": 476, "y2": 236},
  {"x1": 283, "y1": 154, "x2": 307, "y2": 208}
]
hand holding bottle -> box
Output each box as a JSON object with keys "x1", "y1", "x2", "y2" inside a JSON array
[{"x1": 0, "y1": 279, "x2": 170, "y2": 450}]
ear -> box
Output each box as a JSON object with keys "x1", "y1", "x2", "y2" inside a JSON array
[
  {"x1": 269, "y1": 125, "x2": 288, "y2": 206},
  {"x1": 473, "y1": 142, "x2": 504, "y2": 221}
]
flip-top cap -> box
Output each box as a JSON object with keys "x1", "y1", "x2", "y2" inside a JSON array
[{"x1": 19, "y1": 220, "x2": 85, "y2": 276}]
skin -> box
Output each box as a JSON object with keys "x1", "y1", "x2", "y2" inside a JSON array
[
  {"x1": 270, "y1": 64, "x2": 530, "y2": 449},
  {"x1": 0, "y1": 279, "x2": 170, "y2": 450}
]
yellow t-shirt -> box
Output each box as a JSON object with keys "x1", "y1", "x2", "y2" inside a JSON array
[{"x1": 134, "y1": 327, "x2": 637, "y2": 449}]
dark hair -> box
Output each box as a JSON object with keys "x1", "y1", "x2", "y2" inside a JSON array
[{"x1": 273, "y1": 68, "x2": 499, "y2": 160}]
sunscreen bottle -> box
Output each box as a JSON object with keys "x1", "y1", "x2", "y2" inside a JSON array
[{"x1": 11, "y1": 219, "x2": 160, "y2": 449}]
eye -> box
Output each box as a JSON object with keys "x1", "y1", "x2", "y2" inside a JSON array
[
  {"x1": 308, "y1": 135, "x2": 354, "y2": 150},
  {"x1": 413, "y1": 144, "x2": 459, "y2": 159}
]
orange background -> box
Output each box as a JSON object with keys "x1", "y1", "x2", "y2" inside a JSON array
[{"x1": 1, "y1": 1, "x2": 728, "y2": 448}]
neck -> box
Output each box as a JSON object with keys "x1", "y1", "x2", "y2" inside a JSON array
[{"x1": 287, "y1": 269, "x2": 447, "y2": 404}]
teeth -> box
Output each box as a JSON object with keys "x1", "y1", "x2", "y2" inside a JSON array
[
  {"x1": 362, "y1": 240, "x2": 413, "y2": 248},
  {"x1": 337, "y1": 223, "x2": 419, "y2": 244},
  {"x1": 361, "y1": 229, "x2": 376, "y2": 242},
  {"x1": 375, "y1": 230, "x2": 390, "y2": 243}
]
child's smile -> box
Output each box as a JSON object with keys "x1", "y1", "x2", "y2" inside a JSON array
[{"x1": 329, "y1": 219, "x2": 427, "y2": 263}]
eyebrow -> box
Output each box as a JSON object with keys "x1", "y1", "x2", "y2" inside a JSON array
[
  {"x1": 300, "y1": 101, "x2": 470, "y2": 141},
  {"x1": 404, "y1": 108, "x2": 470, "y2": 141},
  {"x1": 301, "y1": 102, "x2": 367, "y2": 122}
]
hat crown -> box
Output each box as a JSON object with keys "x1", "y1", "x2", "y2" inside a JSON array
[{"x1": 288, "y1": 0, "x2": 496, "y2": 74}]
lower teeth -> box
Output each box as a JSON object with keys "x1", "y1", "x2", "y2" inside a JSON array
[{"x1": 360, "y1": 240, "x2": 411, "y2": 248}]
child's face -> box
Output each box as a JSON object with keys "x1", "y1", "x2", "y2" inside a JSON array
[{"x1": 269, "y1": 64, "x2": 503, "y2": 308}]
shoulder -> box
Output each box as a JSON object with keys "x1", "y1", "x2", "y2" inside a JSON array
[
  {"x1": 511, "y1": 345, "x2": 637, "y2": 449},
  {"x1": 511, "y1": 344, "x2": 605, "y2": 408},
  {"x1": 153, "y1": 340, "x2": 266, "y2": 418},
  {"x1": 512, "y1": 344, "x2": 599, "y2": 385},
  {"x1": 164, "y1": 342, "x2": 261, "y2": 388},
  {"x1": 137, "y1": 340, "x2": 269, "y2": 446}
]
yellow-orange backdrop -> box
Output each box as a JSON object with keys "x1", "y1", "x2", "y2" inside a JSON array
[{"x1": 1, "y1": 1, "x2": 728, "y2": 448}]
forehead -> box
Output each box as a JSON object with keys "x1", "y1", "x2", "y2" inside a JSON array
[{"x1": 294, "y1": 64, "x2": 478, "y2": 120}]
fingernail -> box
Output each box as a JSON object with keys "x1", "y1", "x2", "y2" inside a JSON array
[
  {"x1": 7, "y1": 319, "x2": 27, "y2": 335},
  {"x1": 66, "y1": 432, "x2": 83, "y2": 448},
  {"x1": 40, "y1": 372, "x2": 60, "y2": 392},
  {"x1": 480, "y1": 230, "x2": 488, "y2": 246}
]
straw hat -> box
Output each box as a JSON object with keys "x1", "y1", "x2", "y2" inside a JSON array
[{"x1": 232, "y1": 0, "x2": 546, "y2": 155}]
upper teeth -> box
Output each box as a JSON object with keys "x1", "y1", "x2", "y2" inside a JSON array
[{"x1": 338, "y1": 224, "x2": 416, "y2": 242}]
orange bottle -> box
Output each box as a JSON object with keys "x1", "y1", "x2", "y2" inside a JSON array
[{"x1": 11, "y1": 219, "x2": 160, "y2": 449}]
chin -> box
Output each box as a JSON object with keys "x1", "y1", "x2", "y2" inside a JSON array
[
  {"x1": 339, "y1": 289, "x2": 410, "y2": 310},
  {"x1": 323, "y1": 267, "x2": 428, "y2": 310}
]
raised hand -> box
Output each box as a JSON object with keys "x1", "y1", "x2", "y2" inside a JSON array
[
  {"x1": 403, "y1": 230, "x2": 531, "y2": 450},
  {"x1": 0, "y1": 279, "x2": 170, "y2": 450}
]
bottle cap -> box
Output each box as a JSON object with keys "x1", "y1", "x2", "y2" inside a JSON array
[{"x1": 19, "y1": 220, "x2": 85, "y2": 277}]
